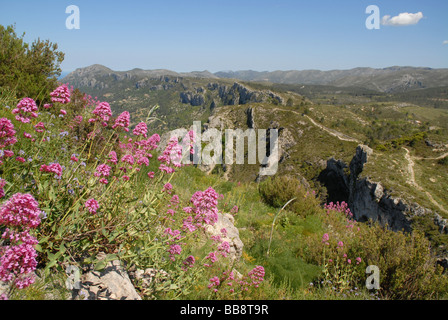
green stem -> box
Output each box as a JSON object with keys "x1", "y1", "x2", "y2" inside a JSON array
[{"x1": 266, "y1": 198, "x2": 296, "y2": 258}]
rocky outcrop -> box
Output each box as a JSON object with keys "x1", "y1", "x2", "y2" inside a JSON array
[
  {"x1": 206, "y1": 82, "x2": 284, "y2": 106},
  {"x1": 180, "y1": 91, "x2": 205, "y2": 106},
  {"x1": 72, "y1": 252, "x2": 141, "y2": 300},
  {"x1": 245, "y1": 108, "x2": 255, "y2": 129},
  {"x1": 320, "y1": 145, "x2": 448, "y2": 233}
]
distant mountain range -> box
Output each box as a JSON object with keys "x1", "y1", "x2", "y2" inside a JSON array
[{"x1": 63, "y1": 64, "x2": 448, "y2": 93}]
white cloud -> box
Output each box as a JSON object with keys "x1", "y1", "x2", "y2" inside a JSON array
[
  {"x1": 381, "y1": 12, "x2": 424, "y2": 26},
  {"x1": 443, "y1": 40, "x2": 448, "y2": 45}
]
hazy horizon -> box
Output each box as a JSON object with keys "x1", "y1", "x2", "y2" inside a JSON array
[{"x1": 60, "y1": 64, "x2": 448, "y2": 75}]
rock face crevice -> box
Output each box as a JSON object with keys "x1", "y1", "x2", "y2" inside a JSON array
[{"x1": 320, "y1": 145, "x2": 447, "y2": 233}]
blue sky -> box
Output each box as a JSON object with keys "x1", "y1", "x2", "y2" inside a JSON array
[{"x1": 1, "y1": 0, "x2": 447, "y2": 72}]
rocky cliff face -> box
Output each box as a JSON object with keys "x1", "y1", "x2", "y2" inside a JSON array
[{"x1": 320, "y1": 145, "x2": 447, "y2": 234}]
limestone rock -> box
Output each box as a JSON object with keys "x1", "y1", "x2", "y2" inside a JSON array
[
  {"x1": 205, "y1": 212, "x2": 243, "y2": 262},
  {"x1": 73, "y1": 253, "x2": 141, "y2": 300}
]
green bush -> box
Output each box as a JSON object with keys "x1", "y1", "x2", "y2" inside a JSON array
[
  {"x1": 258, "y1": 175, "x2": 320, "y2": 217},
  {"x1": 304, "y1": 204, "x2": 448, "y2": 299},
  {"x1": 438, "y1": 156, "x2": 448, "y2": 166},
  {"x1": 0, "y1": 24, "x2": 64, "y2": 102}
]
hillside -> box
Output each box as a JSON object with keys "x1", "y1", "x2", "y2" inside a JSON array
[{"x1": 62, "y1": 65, "x2": 448, "y2": 236}]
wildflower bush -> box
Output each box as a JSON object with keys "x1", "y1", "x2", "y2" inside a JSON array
[
  {"x1": 303, "y1": 201, "x2": 448, "y2": 299},
  {"x1": 0, "y1": 84, "x2": 265, "y2": 300}
]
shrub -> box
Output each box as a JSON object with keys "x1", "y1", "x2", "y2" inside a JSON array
[
  {"x1": 304, "y1": 201, "x2": 448, "y2": 299},
  {"x1": 438, "y1": 156, "x2": 448, "y2": 166},
  {"x1": 258, "y1": 175, "x2": 320, "y2": 217},
  {"x1": 0, "y1": 24, "x2": 64, "y2": 102}
]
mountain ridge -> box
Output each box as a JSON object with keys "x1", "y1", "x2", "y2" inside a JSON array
[{"x1": 63, "y1": 64, "x2": 448, "y2": 93}]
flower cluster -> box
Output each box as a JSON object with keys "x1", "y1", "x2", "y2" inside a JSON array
[
  {"x1": 0, "y1": 118, "x2": 17, "y2": 149},
  {"x1": 12, "y1": 98, "x2": 38, "y2": 123},
  {"x1": 91, "y1": 102, "x2": 112, "y2": 125},
  {"x1": 324, "y1": 201, "x2": 353, "y2": 218},
  {"x1": 94, "y1": 164, "x2": 111, "y2": 178},
  {"x1": 182, "y1": 255, "x2": 195, "y2": 271},
  {"x1": 132, "y1": 122, "x2": 148, "y2": 138},
  {"x1": 39, "y1": 162, "x2": 63, "y2": 178},
  {"x1": 112, "y1": 111, "x2": 130, "y2": 132},
  {"x1": 0, "y1": 193, "x2": 42, "y2": 290},
  {"x1": 207, "y1": 266, "x2": 265, "y2": 295},
  {"x1": 50, "y1": 84, "x2": 71, "y2": 104},
  {"x1": 34, "y1": 122, "x2": 46, "y2": 133},
  {"x1": 85, "y1": 198, "x2": 99, "y2": 214},
  {"x1": 0, "y1": 178, "x2": 6, "y2": 198},
  {"x1": 158, "y1": 137, "x2": 183, "y2": 173},
  {"x1": 188, "y1": 187, "x2": 219, "y2": 226},
  {"x1": 0, "y1": 193, "x2": 42, "y2": 228}
]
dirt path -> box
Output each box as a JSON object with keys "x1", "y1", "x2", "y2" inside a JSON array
[
  {"x1": 272, "y1": 107, "x2": 362, "y2": 144},
  {"x1": 414, "y1": 152, "x2": 448, "y2": 161},
  {"x1": 303, "y1": 115, "x2": 362, "y2": 143},
  {"x1": 402, "y1": 147, "x2": 448, "y2": 214}
]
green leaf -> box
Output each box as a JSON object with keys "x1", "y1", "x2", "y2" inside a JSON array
[
  {"x1": 102, "y1": 228, "x2": 109, "y2": 237},
  {"x1": 94, "y1": 259, "x2": 108, "y2": 271},
  {"x1": 169, "y1": 283, "x2": 178, "y2": 290}
]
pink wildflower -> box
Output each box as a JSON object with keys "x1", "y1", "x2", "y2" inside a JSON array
[
  {"x1": 133, "y1": 122, "x2": 148, "y2": 138},
  {"x1": 248, "y1": 266, "x2": 265, "y2": 288},
  {"x1": 50, "y1": 84, "x2": 71, "y2": 104},
  {"x1": 0, "y1": 243, "x2": 38, "y2": 288},
  {"x1": 120, "y1": 154, "x2": 134, "y2": 165},
  {"x1": 107, "y1": 151, "x2": 118, "y2": 164},
  {"x1": 158, "y1": 137, "x2": 182, "y2": 167},
  {"x1": 0, "y1": 118, "x2": 17, "y2": 148},
  {"x1": 34, "y1": 122, "x2": 45, "y2": 133},
  {"x1": 182, "y1": 255, "x2": 195, "y2": 270},
  {"x1": 182, "y1": 216, "x2": 196, "y2": 232},
  {"x1": 23, "y1": 132, "x2": 32, "y2": 139},
  {"x1": 39, "y1": 163, "x2": 63, "y2": 178},
  {"x1": 0, "y1": 193, "x2": 42, "y2": 229},
  {"x1": 189, "y1": 187, "x2": 219, "y2": 226},
  {"x1": 204, "y1": 251, "x2": 219, "y2": 267},
  {"x1": 92, "y1": 102, "x2": 112, "y2": 122},
  {"x1": 12, "y1": 98, "x2": 38, "y2": 123},
  {"x1": 168, "y1": 244, "x2": 182, "y2": 261},
  {"x1": 94, "y1": 164, "x2": 111, "y2": 178},
  {"x1": 322, "y1": 233, "x2": 330, "y2": 245},
  {"x1": 162, "y1": 183, "x2": 173, "y2": 193},
  {"x1": 208, "y1": 276, "x2": 220, "y2": 290},
  {"x1": 0, "y1": 179, "x2": 6, "y2": 198},
  {"x1": 112, "y1": 111, "x2": 130, "y2": 132},
  {"x1": 85, "y1": 198, "x2": 99, "y2": 214},
  {"x1": 136, "y1": 156, "x2": 149, "y2": 166}
]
